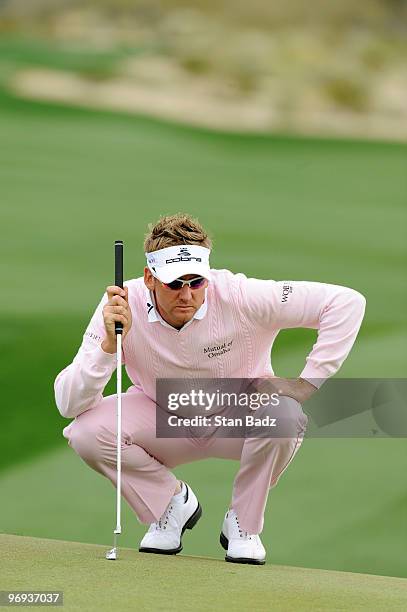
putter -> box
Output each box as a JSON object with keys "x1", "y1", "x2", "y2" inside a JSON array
[{"x1": 106, "y1": 240, "x2": 124, "y2": 561}]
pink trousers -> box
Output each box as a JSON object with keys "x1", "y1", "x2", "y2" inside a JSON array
[{"x1": 63, "y1": 390, "x2": 308, "y2": 534}]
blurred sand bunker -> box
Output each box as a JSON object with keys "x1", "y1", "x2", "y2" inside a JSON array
[
  {"x1": 4, "y1": 2, "x2": 407, "y2": 140},
  {"x1": 11, "y1": 65, "x2": 407, "y2": 141}
]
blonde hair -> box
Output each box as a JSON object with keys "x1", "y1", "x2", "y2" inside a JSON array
[{"x1": 144, "y1": 213, "x2": 212, "y2": 253}]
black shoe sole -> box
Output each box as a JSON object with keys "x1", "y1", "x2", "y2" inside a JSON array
[
  {"x1": 220, "y1": 531, "x2": 266, "y2": 565},
  {"x1": 139, "y1": 502, "x2": 202, "y2": 556}
]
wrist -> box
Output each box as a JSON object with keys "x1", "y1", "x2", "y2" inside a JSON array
[
  {"x1": 296, "y1": 378, "x2": 317, "y2": 403},
  {"x1": 262, "y1": 377, "x2": 317, "y2": 404},
  {"x1": 101, "y1": 338, "x2": 116, "y2": 354}
]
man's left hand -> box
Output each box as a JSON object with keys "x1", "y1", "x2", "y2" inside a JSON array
[{"x1": 256, "y1": 377, "x2": 317, "y2": 404}]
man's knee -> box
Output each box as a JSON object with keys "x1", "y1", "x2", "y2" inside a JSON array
[
  {"x1": 67, "y1": 404, "x2": 125, "y2": 462},
  {"x1": 67, "y1": 413, "x2": 155, "y2": 471},
  {"x1": 274, "y1": 395, "x2": 307, "y2": 425},
  {"x1": 247, "y1": 396, "x2": 308, "y2": 439},
  {"x1": 67, "y1": 416, "x2": 107, "y2": 464}
]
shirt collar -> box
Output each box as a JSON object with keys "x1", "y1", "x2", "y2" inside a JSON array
[{"x1": 146, "y1": 288, "x2": 208, "y2": 329}]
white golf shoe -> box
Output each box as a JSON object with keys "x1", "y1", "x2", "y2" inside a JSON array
[
  {"x1": 139, "y1": 482, "x2": 202, "y2": 555},
  {"x1": 220, "y1": 509, "x2": 266, "y2": 565}
]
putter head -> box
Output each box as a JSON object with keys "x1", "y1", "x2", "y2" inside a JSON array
[{"x1": 105, "y1": 547, "x2": 117, "y2": 560}]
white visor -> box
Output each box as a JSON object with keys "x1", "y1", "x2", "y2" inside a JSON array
[{"x1": 146, "y1": 245, "x2": 211, "y2": 283}]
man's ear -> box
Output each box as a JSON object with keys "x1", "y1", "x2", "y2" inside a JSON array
[{"x1": 144, "y1": 267, "x2": 155, "y2": 290}]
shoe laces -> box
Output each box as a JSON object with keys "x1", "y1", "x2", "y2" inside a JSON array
[
  {"x1": 234, "y1": 513, "x2": 253, "y2": 540},
  {"x1": 153, "y1": 504, "x2": 174, "y2": 531}
]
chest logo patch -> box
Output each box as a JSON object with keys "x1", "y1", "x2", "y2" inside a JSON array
[{"x1": 203, "y1": 339, "x2": 234, "y2": 359}]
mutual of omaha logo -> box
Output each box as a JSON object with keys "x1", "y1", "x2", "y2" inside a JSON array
[
  {"x1": 166, "y1": 247, "x2": 202, "y2": 264},
  {"x1": 203, "y1": 339, "x2": 234, "y2": 359}
]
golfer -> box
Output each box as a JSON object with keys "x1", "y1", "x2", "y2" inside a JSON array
[{"x1": 55, "y1": 213, "x2": 366, "y2": 565}]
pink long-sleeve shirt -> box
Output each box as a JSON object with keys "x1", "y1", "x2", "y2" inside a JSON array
[{"x1": 54, "y1": 269, "x2": 366, "y2": 419}]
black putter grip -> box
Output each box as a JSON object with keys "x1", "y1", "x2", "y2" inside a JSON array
[{"x1": 114, "y1": 240, "x2": 124, "y2": 334}]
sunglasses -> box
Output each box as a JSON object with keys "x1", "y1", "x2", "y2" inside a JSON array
[{"x1": 161, "y1": 276, "x2": 207, "y2": 291}]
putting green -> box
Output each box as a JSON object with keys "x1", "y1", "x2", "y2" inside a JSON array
[
  {"x1": 1, "y1": 534, "x2": 406, "y2": 611},
  {"x1": 1, "y1": 443, "x2": 407, "y2": 579}
]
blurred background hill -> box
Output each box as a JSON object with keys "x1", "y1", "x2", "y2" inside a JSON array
[{"x1": 1, "y1": 0, "x2": 407, "y2": 139}]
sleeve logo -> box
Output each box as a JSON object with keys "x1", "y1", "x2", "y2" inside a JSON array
[{"x1": 281, "y1": 284, "x2": 293, "y2": 303}]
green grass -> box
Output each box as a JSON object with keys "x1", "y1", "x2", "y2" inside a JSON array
[
  {"x1": 0, "y1": 36, "x2": 138, "y2": 81},
  {"x1": 2, "y1": 534, "x2": 407, "y2": 611},
  {"x1": 0, "y1": 76, "x2": 406, "y2": 584},
  {"x1": 1, "y1": 442, "x2": 406, "y2": 579}
]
